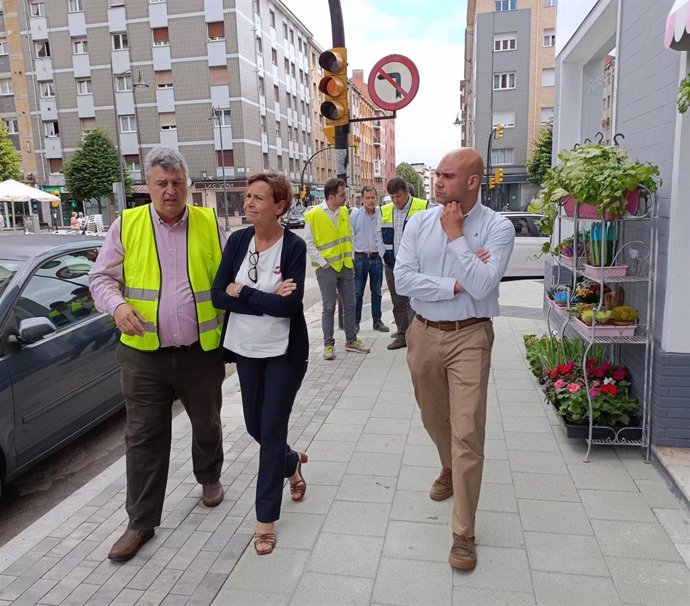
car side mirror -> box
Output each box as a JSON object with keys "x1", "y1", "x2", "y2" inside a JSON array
[{"x1": 10, "y1": 317, "x2": 57, "y2": 345}]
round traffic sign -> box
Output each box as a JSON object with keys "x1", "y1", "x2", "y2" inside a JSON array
[{"x1": 367, "y1": 54, "x2": 420, "y2": 112}]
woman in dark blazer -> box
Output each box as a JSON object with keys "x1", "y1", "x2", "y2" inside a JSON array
[{"x1": 212, "y1": 172, "x2": 309, "y2": 556}]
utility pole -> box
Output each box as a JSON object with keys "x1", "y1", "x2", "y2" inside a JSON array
[{"x1": 327, "y1": 0, "x2": 348, "y2": 184}]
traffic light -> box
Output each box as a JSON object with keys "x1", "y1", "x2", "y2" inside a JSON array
[
  {"x1": 494, "y1": 168, "x2": 504, "y2": 184},
  {"x1": 488, "y1": 177, "x2": 496, "y2": 190},
  {"x1": 495, "y1": 123, "x2": 505, "y2": 139},
  {"x1": 323, "y1": 125, "x2": 335, "y2": 146},
  {"x1": 318, "y1": 48, "x2": 349, "y2": 127},
  {"x1": 299, "y1": 185, "x2": 308, "y2": 201}
]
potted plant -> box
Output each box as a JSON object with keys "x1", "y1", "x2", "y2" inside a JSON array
[
  {"x1": 678, "y1": 74, "x2": 690, "y2": 114},
  {"x1": 557, "y1": 235, "x2": 585, "y2": 266},
  {"x1": 528, "y1": 143, "x2": 660, "y2": 243}
]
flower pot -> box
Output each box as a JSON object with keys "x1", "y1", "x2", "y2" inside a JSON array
[
  {"x1": 573, "y1": 317, "x2": 637, "y2": 337},
  {"x1": 550, "y1": 402, "x2": 642, "y2": 441},
  {"x1": 562, "y1": 189, "x2": 640, "y2": 219},
  {"x1": 558, "y1": 254, "x2": 583, "y2": 268},
  {"x1": 547, "y1": 297, "x2": 570, "y2": 317},
  {"x1": 583, "y1": 263, "x2": 629, "y2": 279}
]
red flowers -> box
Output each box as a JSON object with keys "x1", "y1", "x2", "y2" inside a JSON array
[{"x1": 600, "y1": 384, "x2": 618, "y2": 395}]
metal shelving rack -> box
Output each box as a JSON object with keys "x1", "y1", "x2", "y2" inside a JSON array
[{"x1": 545, "y1": 192, "x2": 658, "y2": 462}]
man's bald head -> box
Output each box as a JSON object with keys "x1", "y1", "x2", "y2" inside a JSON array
[{"x1": 434, "y1": 148, "x2": 485, "y2": 211}]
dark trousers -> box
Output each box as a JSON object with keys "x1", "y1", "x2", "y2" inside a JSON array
[
  {"x1": 235, "y1": 353, "x2": 305, "y2": 523},
  {"x1": 354, "y1": 254, "x2": 384, "y2": 324},
  {"x1": 117, "y1": 343, "x2": 225, "y2": 529},
  {"x1": 384, "y1": 263, "x2": 413, "y2": 335}
]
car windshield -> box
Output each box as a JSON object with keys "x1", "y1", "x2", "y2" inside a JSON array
[
  {"x1": 289, "y1": 208, "x2": 306, "y2": 216},
  {"x1": 0, "y1": 259, "x2": 20, "y2": 297}
]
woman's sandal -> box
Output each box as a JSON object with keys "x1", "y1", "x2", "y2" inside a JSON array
[
  {"x1": 290, "y1": 452, "x2": 308, "y2": 502},
  {"x1": 254, "y1": 532, "x2": 277, "y2": 555}
]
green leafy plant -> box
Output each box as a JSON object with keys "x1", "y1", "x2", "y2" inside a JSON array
[
  {"x1": 526, "y1": 122, "x2": 553, "y2": 185},
  {"x1": 678, "y1": 75, "x2": 690, "y2": 114}
]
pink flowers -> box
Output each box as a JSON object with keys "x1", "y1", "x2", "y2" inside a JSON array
[
  {"x1": 554, "y1": 379, "x2": 565, "y2": 389},
  {"x1": 568, "y1": 383, "x2": 581, "y2": 393}
]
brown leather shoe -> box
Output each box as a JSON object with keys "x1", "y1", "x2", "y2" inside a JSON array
[
  {"x1": 202, "y1": 481, "x2": 225, "y2": 507},
  {"x1": 387, "y1": 335, "x2": 406, "y2": 350},
  {"x1": 449, "y1": 533, "x2": 476, "y2": 570},
  {"x1": 108, "y1": 528, "x2": 155, "y2": 562},
  {"x1": 430, "y1": 467, "x2": 453, "y2": 501}
]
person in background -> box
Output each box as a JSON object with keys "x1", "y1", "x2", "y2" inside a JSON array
[
  {"x1": 350, "y1": 186, "x2": 389, "y2": 333},
  {"x1": 78, "y1": 212, "x2": 87, "y2": 235},
  {"x1": 394, "y1": 147, "x2": 515, "y2": 571},
  {"x1": 212, "y1": 172, "x2": 309, "y2": 556},
  {"x1": 70, "y1": 211, "x2": 79, "y2": 231},
  {"x1": 89, "y1": 146, "x2": 227, "y2": 562}
]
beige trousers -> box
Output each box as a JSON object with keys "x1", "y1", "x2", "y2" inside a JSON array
[{"x1": 406, "y1": 316, "x2": 494, "y2": 537}]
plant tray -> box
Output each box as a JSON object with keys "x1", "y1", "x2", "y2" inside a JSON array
[
  {"x1": 573, "y1": 317, "x2": 637, "y2": 337},
  {"x1": 562, "y1": 190, "x2": 640, "y2": 220},
  {"x1": 551, "y1": 403, "x2": 642, "y2": 441},
  {"x1": 547, "y1": 298, "x2": 572, "y2": 317},
  {"x1": 558, "y1": 254, "x2": 583, "y2": 267},
  {"x1": 583, "y1": 263, "x2": 629, "y2": 278}
]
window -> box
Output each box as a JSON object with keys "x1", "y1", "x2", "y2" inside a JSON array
[
  {"x1": 72, "y1": 38, "x2": 88, "y2": 54},
  {"x1": 112, "y1": 33, "x2": 128, "y2": 51},
  {"x1": 0, "y1": 41, "x2": 7, "y2": 55},
  {"x1": 159, "y1": 112, "x2": 176, "y2": 130},
  {"x1": 508, "y1": 216, "x2": 531, "y2": 237},
  {"x1": 3, "y1": 118, "x2": 18, "y2": 134},
  {"x1": 125, "y1": 155, "x2": 141, "y2": 172},
  {"x1": 495, "y1": 0, "x2": 516, "y2": 10},
  {"x1": 15, "y1": 251, "x2": 101, "y2": 330},
  {"x1": 493, "y1": 72, "x2": 516, "y2": 90},
  {"x1": 289, "y1": 29, "x2": 294, "y2": 44},
  {"x1": 269, "y1": 9, "x2": 275, "y2": 27},
  {"x1": 274, "y1": 85, "x2": 279, "y2": 102},
  {"x1": 115, "y1": 74, "x2": 132, "y2": 91},
  {"x1": 44, "y1": 121, "x2": 60, "y2": 137},
  {"x1": 80, "y1": 117, "x2": 96, "y2": 132},
  {"x1": 490, "y1": 148, "x2": 514, "y2": 165},
  {"x1": 256, "y1": 36, "x2": 263, "y2": 53},
  {"x1": 540, "y1": 107, "x2": 554, "y2": 124},
  {"x1": 208, "y1": 22, "x2": 225, "y2": 41},
  {"x1": 210, "y1": 66, "x2": 228, "y2": 85},
  {"x1": 543, "y1": 28, "x2": 555, "y2": 47},
  {"x1": 48, "y1": 158, "x2": 63, "y2": 174},
  {"x1": 68, "y1": 0, "x2": 84, "y2": 12},
  {"x1": 35, "y1": 41, "x2": 50, "y2": 58},
  {"x1": 271, "y1": 48, "x2": 277, "y2": 65},
  {"x1": 40, "y1": 81, "x2": 55, "y2": 98},
  {"x1": 283, "y1": 23, "x2": 288, "y2": 39},
  {"x1": 216, "y1": 150, "x2": 233, "y2": 167},
  {"x1": 150, "y1": 0, "x2": 166, "y2": 3},
  {"x1": 155, "y1": 70, "x2": 173, "y2": 88},
  {"x1": 212, "y1": 109, "x2": 231, "y2": 127},
  {"x1": 152, "y1": 27, "x2": 169, "y2": 46},
  {"x1": 29, "y1": 2, "x2": 45, "y2": 17},
  {"x1": 76, "y1": 78, "x2": 91, "y2": 95},
  {"x1": 545, "y1": 0, "x2": 556, "y2": 6},
  {"x1": 120, "y1": 115, "x2": 137, "y2": 133},
  {"x1": 542, "y1": 68, "x2": 555, "y2": 86},
  {"x1": 494, "y1": 33, "x2": 517, "y2": 51},
  {"x1": 0, "y1": 79, "x2": 13, "y2": 95},
  {"x1": 492, "y1": 110, "x2": 515, "y2": 128}
]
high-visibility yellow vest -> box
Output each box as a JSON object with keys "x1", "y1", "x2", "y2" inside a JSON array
[
  {"x1": 380, "y1": 197, "x2": 428, "y2": 264},
  {"x1": 304, "y1": 205, "x2": 354, "y2": 271},
  {"x1": 120, "y1": 204, "x2": 223, "y2": 351}
]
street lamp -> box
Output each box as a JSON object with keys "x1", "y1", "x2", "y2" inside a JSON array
[
  {"x1": 209, "y1": 106, "x2": 229, "y2": 230},
  {"x1": 111, "y1": 69, "x2": 148, "y2": 214}
]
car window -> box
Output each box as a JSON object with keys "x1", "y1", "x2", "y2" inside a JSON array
[
  {"x1": 14, "y1": 249, "x2": 100, "y2": 330},
  {"x1": 508, "y1": 217, "x2": 531, "y2": 237},
  {"x1": 0, "y1": 260, "x2": 21, "y2": 298}
]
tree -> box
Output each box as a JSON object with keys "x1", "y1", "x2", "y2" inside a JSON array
[
  {"x1": 64, "y1": 128, "x2": 131, "y2": 213},
  {"x1": 395, "y1": 163, "x2": 425, "y2": 200},
  {"x1": 0, "y1": 123, "x2": 23, "y2": 182},
  {"x1": 526, "y1": 121, "x2": 553, "y2": 185}
]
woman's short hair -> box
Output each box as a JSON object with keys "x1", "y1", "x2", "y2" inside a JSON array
[
  {"x1": 144, "y1": 146, "x2": 189, "y2": 182},
  {"x1": 247, "y1": 172, "x2": 292, "y2": 217}
]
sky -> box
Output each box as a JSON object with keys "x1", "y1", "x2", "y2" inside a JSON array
[{"x1": 281, "y1": 0, "x2": 467, "y2": 169}]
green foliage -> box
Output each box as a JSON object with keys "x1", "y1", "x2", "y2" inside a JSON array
[
  {"x1": 64, "y1": 128, "x2": 132, "y2": 211},
  {"x1": 526, "y1": 122, "x2": 553, "y2": 185},
  {"x1": 395, "y1": 163, "x2": 425, "y2": 201},
  {"x1": 522, "y1": 333, "x2": 606, "y2": 379},
  {"x1": 0, "y1": 123, "x2": 23, "y2": 182},
  {"x1": 678, "y1": 75, "x2": 690, "y2": 114}
]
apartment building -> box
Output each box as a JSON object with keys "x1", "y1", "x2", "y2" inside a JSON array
[
  {"x1": 462, "y1": 0, "x2": 557, "y2": 209},
  {"x1": 410, "y1": 162, "x2": 431, "y2": 200},
  {"x1": 10, "y1": 0, "x2": 320, "y2": 224}
]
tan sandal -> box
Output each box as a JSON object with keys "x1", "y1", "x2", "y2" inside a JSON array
[
  {"x1": 254, "y1": 532, "x2": 277, "y2": 555},
  {"x1": 290, "y1": 452, "x2": 308, "y2": 502}
]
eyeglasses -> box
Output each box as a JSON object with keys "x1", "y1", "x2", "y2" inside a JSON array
[{"x1": 248, "y1": 249, "x2": 259, "y2": 284}]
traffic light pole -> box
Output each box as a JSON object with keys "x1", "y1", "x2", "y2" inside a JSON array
[
  {"x1": 485, "y1": 126, "x2": 497, "y2": 208},
  {"x1": 328, "y1": 0, "x2": 349, "y2": 184}
]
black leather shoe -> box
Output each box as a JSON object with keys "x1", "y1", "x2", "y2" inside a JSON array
[
  {"x1": 108, "y1": 528, "x2": 155, "y2": 562},
  {"x1": 202, "y1": 481, "x2": 225, "y2": 507}
]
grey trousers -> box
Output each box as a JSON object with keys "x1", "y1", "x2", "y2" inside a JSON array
[
  {"x1": 384, "y1": 263, "x2": 413, "y2": 335},
  {"x1": 315, "y1": 265, "x2": 357, "y2": 345}
]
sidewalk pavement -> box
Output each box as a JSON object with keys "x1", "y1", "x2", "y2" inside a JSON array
[{"x1": 1, "y1": 281, "x2": 689, "y2": 605}]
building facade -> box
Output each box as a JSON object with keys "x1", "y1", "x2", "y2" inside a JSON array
[
  {"x1": 462, "y1": 0, "x2": 557, "y2": 210},
  {"x1": 410, "y1": 162, "x2": 431, "y2": 200}
]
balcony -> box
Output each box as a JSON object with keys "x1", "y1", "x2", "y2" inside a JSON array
[{"x1": 373, "y1": 137, "x2": 381, "y2": 146}]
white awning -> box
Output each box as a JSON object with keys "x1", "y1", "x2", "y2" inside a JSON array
[{"x1": 665, "y1": 0, "x2": 690, "y2": 50}]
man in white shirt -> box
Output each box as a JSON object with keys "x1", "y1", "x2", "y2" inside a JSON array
[
  {"x1": 394, "y1": 148, "x2": 515, "y2": 571},
  {"x1": 350, "y1": 186, "x2": 389, "y2": 333}
]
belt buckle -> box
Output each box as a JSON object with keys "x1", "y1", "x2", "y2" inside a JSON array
[{"x1": 455, "y1": 321, "x2": 461, "y2": 330}]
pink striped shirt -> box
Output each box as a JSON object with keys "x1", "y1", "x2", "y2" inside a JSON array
[{"x1": 89, "y1": 205, "x2": 227, "y2": 348}]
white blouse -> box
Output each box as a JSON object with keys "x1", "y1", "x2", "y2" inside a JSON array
[{"x1": 224, "y1": 235, "x2": 290, "y2": 358}]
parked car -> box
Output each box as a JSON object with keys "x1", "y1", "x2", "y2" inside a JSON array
[
  {"x1": 281, "y1": 207, "x2": 306, "y2": 229},
  {"x1": 501, "y1": 212, "x2": 548, "y2": 278},
  {"x1": 0, "y1": 235, "x2": 123, "y2": 498}
]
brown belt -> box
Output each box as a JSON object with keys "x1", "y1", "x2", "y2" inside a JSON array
[
  {"x1": 355, "y1": 252, "x2": 379, "y2": 259},
  {"x1": 415, "y1": 314, "x2": 490, "y2": 332}
]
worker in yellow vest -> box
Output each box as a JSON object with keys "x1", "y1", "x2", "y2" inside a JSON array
[
  {"x1": 89, "y1": 146, "x2": 227, "y2": 562},
  {"x1": 304, "y1": 177, "x2": 370, "y2": 360}
]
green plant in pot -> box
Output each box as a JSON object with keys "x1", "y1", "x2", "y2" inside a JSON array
[{"x1": 528, "y1": 143, "x2": 660, "y2": 249}]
